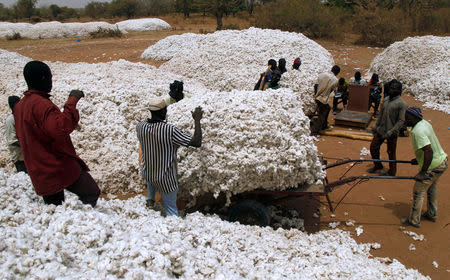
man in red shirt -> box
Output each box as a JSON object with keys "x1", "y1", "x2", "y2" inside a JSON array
[{"x1": 14, "y1": 61, "x2": 100, "y2": 207}]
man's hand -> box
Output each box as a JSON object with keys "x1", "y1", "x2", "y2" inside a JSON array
[
  {"x1": 192, "y1": 106, "x2": 203, "y2": 121},
  {"x1": 69, "y1": 90, "x2": 85, "y2": 100},
  {"x1": 411, "y1": 158, "x2": 418, "y2": 165},
  {"x1": 415, "y1": 171, "x2": 429, "y2": 182}
]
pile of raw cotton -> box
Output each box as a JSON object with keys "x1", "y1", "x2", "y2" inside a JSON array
[
  {"x1": 116, "y1": 18, "x2": 171, "y2": 32},
  {"x1": 370, "y1": 36, "x2": 450, "y2": 113},
  {"x1": 0, "y1": 170, "x2": 429, "y2": 279},
  {"x1": 0, "y1": 49, "x2": 208, "y2": 194},
  {"x1": 142, "y1": 28, "x2": 334, "y2": 114},
  {"x1": 0, "y1": 21, "x2": 120, "y2": 39},
  {"x1": 169, "y1": 89, "x2": 325, "y2": 199},
  {"x1": 0, "y1": 18, "x2": 170, "y2": 39}
]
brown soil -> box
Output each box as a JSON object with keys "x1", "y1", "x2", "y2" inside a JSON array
[{"x1": 1, "y1": 14, "x2": 448, "y2": 279}]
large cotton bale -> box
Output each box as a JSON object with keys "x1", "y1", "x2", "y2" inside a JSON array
[
  {"x1": 116, "y1": 18, "x2": 171, "y2": 32},
  {"x1": 169, "y1": 89, "x2": 325, "y2": 199},
  {"x1": 142, "y1": 27, "x2": 334, "y2": 114},
  {"x1": 370, "y1": 36, "x2": 450, "y2": 113}
]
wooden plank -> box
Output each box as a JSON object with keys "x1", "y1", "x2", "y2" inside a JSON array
[{"x1": 348, "y1": 85, "x2": 370, "y2": 112}]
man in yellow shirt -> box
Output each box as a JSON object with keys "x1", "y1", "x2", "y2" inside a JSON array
[{"x1": 404, "y1": 107, "x2": 448, "y2": 227}]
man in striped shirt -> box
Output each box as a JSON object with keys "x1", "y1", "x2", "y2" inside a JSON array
[{"x1": 136, "y1": 91, "x2": 203, "y2": 216}]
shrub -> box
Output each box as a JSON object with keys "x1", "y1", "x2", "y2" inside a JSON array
[
  {"x1": 6, "y1": 32, "x2": 22, "y2": 40},
  {"x1": 353, "y1": 7, "x2": 409, "y2": 47},
  {"x1": 254, "y1": 0, "x2": 343, "y2": 40},
  {"x1": 223, "y1": 23, "x2": 239, "y2": 30},
  {"x1": 89, "y1": 27, "x2": 122, "y2": 38}
]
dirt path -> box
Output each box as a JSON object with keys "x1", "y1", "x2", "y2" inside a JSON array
[{"x1": 1, "y1": 16, "x2": 448, "y2": 279}]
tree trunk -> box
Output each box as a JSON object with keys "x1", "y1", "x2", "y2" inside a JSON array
[{"x1": 216, "y1": 12, "x2": 223, "y2": 30}]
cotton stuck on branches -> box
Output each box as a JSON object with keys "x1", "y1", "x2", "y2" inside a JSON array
[{"x1": 370, "y1": 36, "x2": 450, "y2": 113}]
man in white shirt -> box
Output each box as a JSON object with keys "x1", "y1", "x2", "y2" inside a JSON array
[
  {"x1": 4, "y1": 96, "x2": 26, "y2": 173},
  {"x1": 349, "y1": 71, "x2": 368, "y2": 86},
  {"x1": 311, "y1": 65, "x2": 340, "y2": 134}
]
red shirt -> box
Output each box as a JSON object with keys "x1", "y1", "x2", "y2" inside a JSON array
[{"x1": 14, "y1": 90, "x2": 88, "y2": 196}]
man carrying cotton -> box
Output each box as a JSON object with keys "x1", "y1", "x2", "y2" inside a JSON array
[
  {"x1": 312, "y1": 65, "x2": 340, "y2": 134},
  {"x1": 403, "y1": 107, "x2": 447, "y2": 227},
  {"x1": 136, "y1": 81, "x2": 203, "y2": 216}
]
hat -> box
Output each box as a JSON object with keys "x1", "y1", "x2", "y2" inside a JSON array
[
  {"x1": 406, "y1": 106, "x2": 423, "y2": 119},
  {"x1": 293, "y1": 57, "x2": 301, "y2": 65},
  {"x1": 149, "y1": 95, "x2": 176, "y2": 111}
]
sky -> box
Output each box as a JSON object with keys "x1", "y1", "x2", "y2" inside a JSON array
[{"x1": 0, "y1": 0, "x2": 112, "y2": 9}]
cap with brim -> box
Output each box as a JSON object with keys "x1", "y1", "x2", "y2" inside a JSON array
[{"x1": 149, "y1": 95, "x2": 177, "y2": 111}]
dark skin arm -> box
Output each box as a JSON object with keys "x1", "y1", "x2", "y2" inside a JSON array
[
  {"x1": 189, "y1": 106, "x2": 203, "y2": 148},
  {"x1": 415, "y1": 144, "x2": 433, "y2": 181}
]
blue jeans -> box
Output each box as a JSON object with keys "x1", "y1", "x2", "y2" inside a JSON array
[{"x1": 147, "y1": 183, "x2": 178, "y2": 216}]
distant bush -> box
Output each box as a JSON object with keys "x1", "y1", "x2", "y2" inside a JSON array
[
  {"x1": 89, "y1": 27, "x2": 122, "y2": 38},
  {"x1": 6, "y1": 32, "x2": 22, "y2": 40},
  {"x1": 254, "y1": 0, "x2": 342, "y2": 40},
  {"x1": 223, "y1": 23, "x2": 239, "y2": 30},
  {"x1": 30, "y1": 16, "x2": 40, "y2": 22},
  {"x1": 353, "y1": 8, "x2": 409, "y2": 47}
]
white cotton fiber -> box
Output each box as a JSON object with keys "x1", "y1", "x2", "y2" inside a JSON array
[
  {"x1": 116, "y1": 18, "x2": 171, "y2": 32},
  {"x1": 142, "y1": 27, "x2": 334, "y2": 114},
  {"x1": 168, "y1": 89, "x2": 325, "y2": 198},
  {"x1": 0, "y1": 49, "x2": 207, "y2": 194},
  {"x1": 0, "y1": 170, "x2": 430, "y2": 279},
  {"x1": 370, "y1": 36, "x2": 450, "y2": 113},
  {"x1": 0, "y1": 21, "x2": 122, "y2": 39}
]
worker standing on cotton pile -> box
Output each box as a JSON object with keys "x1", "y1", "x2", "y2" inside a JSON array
[
  {"x1": 403, "y1": 107, "x2": 447, "y2": 228},
  {"x1": 311, "y1": 65, "x2": 340, "y2": 135},
  {"x1": 4, "y1": 96, "x2": 27, "y2": 173},
  {"x1": 14, "y1": 61, "x2": 100, "y2": 207},
  {"x1": 136, "y1": 81, "x2": 203, "y2": 216},
  {"x1": 368, "y1": 80, "x2": 408, "y2": 176}
]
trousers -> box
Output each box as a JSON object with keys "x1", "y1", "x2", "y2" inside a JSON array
[
  {"x1": 147, "y1": 183, "x2": 178, "y2": 216},
  {"x1": 370, "y1": 132, "x2": 398, "y2": 175},
  {"x1": 409, "y1": 158, "x2": 448, "y2": 225},
  {"x1": 42, "y1": 170, "x2": 101, "y2": 207}
]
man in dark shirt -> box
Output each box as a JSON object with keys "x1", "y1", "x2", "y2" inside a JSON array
[
  {"x1": 14, "y1": 61, "x2": 100, "y2": 206},
  {"x1": 368, "y1": 80, "x2": 408, "y2": 176}
]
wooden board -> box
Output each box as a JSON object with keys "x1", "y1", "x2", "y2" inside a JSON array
[
  {"x1": 348, "y1": 85, "x2": 370, "y2": 112},
  {"x1": 334, "y1": 110, "x2": 372, "y2": 128}
]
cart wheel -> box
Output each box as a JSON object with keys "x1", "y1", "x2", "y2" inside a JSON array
[{"x1": 228, "y1": 199, "x2": 271, "y2": 226}]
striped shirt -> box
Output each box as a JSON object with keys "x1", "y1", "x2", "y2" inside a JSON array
[{"x1": 136, "y1": 120, "x2": 192, "y2": 193}]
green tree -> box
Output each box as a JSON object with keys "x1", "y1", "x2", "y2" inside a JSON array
[
  {"x1": 109, "y1": 0, "x2": 138, "y2": 18},
  {"x1": 175, "y1": 0, "x2": 194, "y2": 18},
  {"x1": 14, "y1": 0, "x2": 37, "y2": 20},
  {"x1": 85, "y1": 1, "x2": 109, "y2": 19},
  {"x1": 49, "y1": 4, "x2": 63, "y2": 18},
  {"x1": 196, "y1": 0, "x2": 238, "y2": 30}
]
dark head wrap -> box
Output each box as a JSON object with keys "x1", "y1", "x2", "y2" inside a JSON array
[{"x1": 23, "y1": 61, "x2": 52, "y2": 93}]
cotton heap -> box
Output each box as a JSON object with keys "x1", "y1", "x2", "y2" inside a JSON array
[
  {"x1": 0, "y1": 49, "x2": 208, "y2": 194},
  {"x1": 370, "y1": 36, "x2": 450, "y2": 113},
  {"x1": 141, "y1": 27, "x2": 334, "y2": 114},
  {"x1": 0, "y1": 170, "x2": 429, "y2": 279},
  {"x1": 0, "y1": 18, "x2": 171, "y2": 39},
  {"x1": 116, "y1": 18, "x2": 171, "y2": 32},
  {"x1": 169, "y1": 89, "x2": 325, "y2": 199}
]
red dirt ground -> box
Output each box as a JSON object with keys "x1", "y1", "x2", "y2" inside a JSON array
[{"x1": 0, "y1": 14, "x2": 448, "y2": 279}]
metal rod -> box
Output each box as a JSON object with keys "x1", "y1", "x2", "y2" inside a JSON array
[{"x1": 325, "y1": 158, "x2": 413, "y2": 169}]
